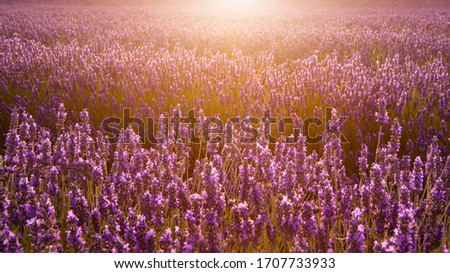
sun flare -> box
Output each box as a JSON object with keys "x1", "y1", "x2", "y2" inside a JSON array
[{"x1": 210, "y1": 0, "x2": 272, "y2": 13}]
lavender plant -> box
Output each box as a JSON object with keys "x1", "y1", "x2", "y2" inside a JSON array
[{"x1": 0, "y1": 5, "x2": 449, "y2": 253}]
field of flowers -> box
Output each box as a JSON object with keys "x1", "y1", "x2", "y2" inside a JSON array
[{"x1": 0, "y1": 4, "x2": 449, "y2": 253}]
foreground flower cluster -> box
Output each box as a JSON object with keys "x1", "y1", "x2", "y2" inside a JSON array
[
  {"x1": 1, "y1": 105, "x2": 448, "y2": 252},
  {"x1": 0, "y1": 5, "x2": 449, "y2": 252}
]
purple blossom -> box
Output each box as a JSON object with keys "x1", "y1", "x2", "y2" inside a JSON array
[
  {"x1": 0, "y1": 188, "x2": 23, "y2": 252},
  {"x1": 346, "y1": 208, "x2": 365, "y2": 253},
  {"x1": 393, "y1": 205, "x2": 417, "y2": 253},
  {"x1": 66, "y1": 210, "x2": 87, "y2": 252},
  {"x1": 26, "y1": 194, "x2": 62, "y2": 252}
]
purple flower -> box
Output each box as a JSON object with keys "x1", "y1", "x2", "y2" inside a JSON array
[
  {"x1": 277, "y1": 195, "x2": 298, "y2": 241},
  {"x1": 1, "y1": 187, "x2": 23, "y2": 252},
  {"x1": 11, "y1": 177, "x2": 37, "y2": 226},
  {"x1": 369, "y1": 164, "x2": 391, "y2": 235},
  {"x1": 101, "y1": 225, "x2": 129, "y2": 253},
  {"x1": 26, "y1": 194, "x2": 62, "y2": 252},
  {"x1": 183, "y1": 194, "x2": 206, "y2": 252},
  {"x1": 134, "y1": 215, "x2": 155, "y2": 253},
  {"x1": 409, "y1": 157, "x2": 424, "y2": 194},
  {"x1": 393, "y1": 205, "x2": 417, "y2": 252},
  {"x1": 68, "y1": 186, "x2": 91, "y2": 228},
  {"x1": 66, "y1": 210, "x2": 87, "y2": 252},
  {"x1": 373, "y1": 238, "x2": 396, "y2": 253},
  {"x1": 159, "y1": 228, "x2": 175, "y2": 253},
  {"x1": 375, "y1": 96, "x2": 389, "y2": 126},
  {"x1": 319, "y1": 174, "x2": 336, "y2": 232},
  {"x1": 346, "y1": 208, "x2": 365, "y2": 253},
  {"x1": 202, "y1": 164, "x2": 225, "y2": 252},
  {"x1": 301, "y1": 201, "x2": 318, "y2": 239}
]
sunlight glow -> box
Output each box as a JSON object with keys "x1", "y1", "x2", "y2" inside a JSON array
[{"x1": 210, "y1": 0, "x2": 272, "y2": 13}]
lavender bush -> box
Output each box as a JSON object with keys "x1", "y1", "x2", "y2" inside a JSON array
[{"x1": 0, "y1": 5, "x2": 449, "y2": 252}]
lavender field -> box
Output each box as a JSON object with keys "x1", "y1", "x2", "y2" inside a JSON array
[{"x1": 0, "y1": 3, "x2": 449, "y2": 253}]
